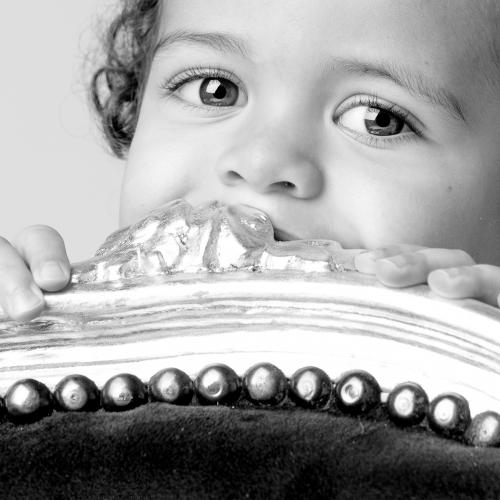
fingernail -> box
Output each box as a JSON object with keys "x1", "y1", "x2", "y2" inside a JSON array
[
  {"x1": 354, "y1": 252, "x2": 375, "y2": 266},
  {"x1": 428, "y1": 268, "x2": 474, "y2": 297},
  {"x1": 39, "y1": 261, "x2": 68, "y2": 282},
  {"x1": 437, "y1": 267, "x2": 461, "y2": 279},
  {"x1": 354, "y1": 251, "x2": 382, "y2": 273},
  {"x1": 431, "y1": 268, "x2": 470, "y2": 286},
  {"x1": 364, "y1": 249, "x2": 387, "y2": 260},
  {"x1": 379, "y1": 255, "x2": 409, "y2": 269},
  {"x1": 8, "y1": 284, "x2": 44, "y2": 317}
]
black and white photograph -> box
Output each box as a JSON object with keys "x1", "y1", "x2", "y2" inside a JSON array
[{"x1": 0, "y1": 1, "x2": 499, "y2": 498}]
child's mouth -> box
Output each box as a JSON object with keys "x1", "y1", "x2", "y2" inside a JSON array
[{"x1": 273, "y1": 227, "x2": 300, "y2": 242}]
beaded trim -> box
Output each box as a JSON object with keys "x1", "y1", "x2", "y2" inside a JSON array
[{"x1": 2, "y1": 363, "x2": 499, "y2": 447}]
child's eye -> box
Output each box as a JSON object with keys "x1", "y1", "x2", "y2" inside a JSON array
[
  {"x1": 177, "y1": 77, "x2": 240, "y2": 107},
  {"x1": 161, "y1": 67, "x2": 246, "y2": 111},
  {"x1": 339, "y1": 106, "x2": 409, "y2": 136},
  {"x1": 334, "y1": 96, "x2": 423, "y2": 147}
]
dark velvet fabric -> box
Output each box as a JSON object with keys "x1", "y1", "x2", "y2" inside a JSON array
[{"x1": 0, "y1": 403, "x2": 499, "y2": 499}]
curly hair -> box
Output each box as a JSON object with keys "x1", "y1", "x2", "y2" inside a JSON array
[{"x1": 91, "y1": 0, "x2": 162, "y2": 158}]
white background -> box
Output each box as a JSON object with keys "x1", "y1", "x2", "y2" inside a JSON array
[{"x1": 0, "y1": 2, "x2": 123, "y2": 262}]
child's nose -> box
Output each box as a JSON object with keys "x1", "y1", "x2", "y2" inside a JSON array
[{"x1": 215, "y1": 129, "x2": 324, "y2": 199}]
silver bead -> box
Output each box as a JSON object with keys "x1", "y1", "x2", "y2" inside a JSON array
[
  {"x1": 289, "y1": 366, "x2": 332, "y2": 408},
  {"x1": 465, "y1": 411, "x2": 500, "y2": 447},
  {"x1": 5, "y1": 379, "x2": 53, "y2": 423},
  {"x1": 194, "y1": 364, "x2": 241, "y2": 405},
  {"x1": 386, "y1": 382, "x2": 428, "y2": 427},
  {"x1": 149, "y1": 367, "x2": 193, "y2": 405},
  {"x1": 428, "y1": 393, "x2": 471, "y2": 439},
  {"x1": 54, "y1": 374, "x2": 100, "y2": 411},
  {"x1": 101, "y1": 373, "x2": 147, "y2": 411},
  {"x1": 335, "y1": 370, "x2": 380, "y2": 414},
  {"x1": 243, "y1": 362, "x2": 288, "y2": 406}
]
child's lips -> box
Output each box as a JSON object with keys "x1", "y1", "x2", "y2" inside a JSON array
[{"x1": 273, "y1": 227, "x2": 301, "y2": 241}]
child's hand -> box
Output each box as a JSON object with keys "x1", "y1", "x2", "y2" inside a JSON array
[
  {"x1": 0, "y1": 225, "x2": 71, "y2": 321},
  {"x1": 354, "y1": 245, "x2": 500, "y2": 307}
]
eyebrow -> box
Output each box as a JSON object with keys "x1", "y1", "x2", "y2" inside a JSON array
[
  {"x1": 332, "y1": 58, "x2": 466, "y2": 122},
  {"x1": 153, "y1": 30, "x2": 466, "y2": 122},
  {"x1": 153, "y1": 30, "x2": 250, "y2": 59}
]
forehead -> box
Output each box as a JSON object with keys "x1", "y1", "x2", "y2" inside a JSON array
[
  {"x1": 156, "y1": 0, "x2": 500, "y2": 112},
  {"x1": 158, "y1": 0, "x2": 497, "y2": 52},
  {"x1": 160, "y1": 3, "x2": 497, "y2": 64}
]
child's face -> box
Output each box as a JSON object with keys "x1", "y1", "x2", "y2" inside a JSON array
[{"x1": 122, "y1": 0, "x2": 500, "y2": 265}]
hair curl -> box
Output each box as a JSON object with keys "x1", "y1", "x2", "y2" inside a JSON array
[{"x1": 91, "y1": 0, "x2": 162, "y2": 158}]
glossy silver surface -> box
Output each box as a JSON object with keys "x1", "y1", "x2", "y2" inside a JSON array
[
  {"x1": 71, "y1": 199, "x2": 361, "y2": 284},
  {"x1": 0, "y1": 200, "x2": 499, "y2": 417}
]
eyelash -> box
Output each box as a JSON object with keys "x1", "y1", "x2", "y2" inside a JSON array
[
  {"x1": 335, "y1": 95, "x2": 424, "y2": 147},
  {"x1": 160, "y1": 66, "x2": 243, "y2": 112},
  {"x1": 159, "y1": 69, "x2": 424, "y2": 145}
]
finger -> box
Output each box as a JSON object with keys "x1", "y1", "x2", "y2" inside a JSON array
[
  {"x1": 375, "y1": 248, "x2": 475, "y2": 288},
  {"x1": 354, "y1": 244, "x2": 425, "y2": 274},
  {"x1": 0, "y1": 237, "x2": 45, "y2": 321},
  {"x1": 13, "y1": 225, "x2": 71, "y2": 292},
  {"x1": 428, "y1": 264, "x2": 500, "y2": 306}
]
